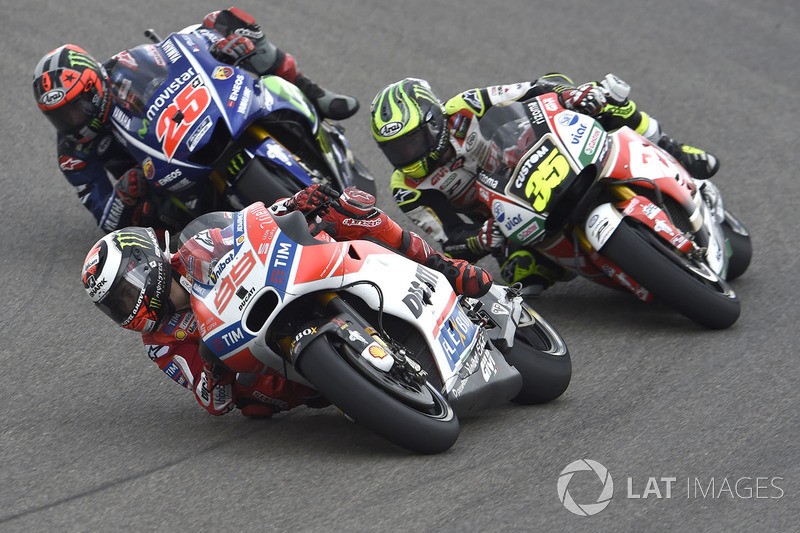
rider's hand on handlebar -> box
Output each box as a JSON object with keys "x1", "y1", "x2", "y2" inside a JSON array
[
  {"x1": 287, "y1": 184, "x2": 340, "y2": 214},
  {"x1": 477, "y1": 218, "x2": 504, "y2": 251},
  {"x1": 114, "y1": 167, "x2": 145, "y2": 206},
  {"x1": 560, "y1": 83, "x2": 608, "y2": 116},
  {"x1": 209, "y1": 34, "x2": 256, "y2": 65}
]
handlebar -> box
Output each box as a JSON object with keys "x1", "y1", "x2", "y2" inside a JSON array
[{"x1": 144, "y1": 29, "x2": 162, "y2": 43}]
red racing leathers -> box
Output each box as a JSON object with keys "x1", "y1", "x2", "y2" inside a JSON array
[
  {"x1": 141, "y1": 224, "x2": 323, "y2": 418},
  {"x1": 138, "y1": 189, "x2": 491, "y2": 417}
]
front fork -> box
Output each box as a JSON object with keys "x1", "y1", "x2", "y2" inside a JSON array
[{"x1": 286, "y1": 293, "x2": 428, "y2": 385}]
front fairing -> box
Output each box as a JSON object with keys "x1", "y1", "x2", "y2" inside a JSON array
[
  {"x1": 107, "y1": 30, "x2": 321, "y2": 196},
  {"x1": 477, "y1": 98, "x2": 608, "y2": 245}
]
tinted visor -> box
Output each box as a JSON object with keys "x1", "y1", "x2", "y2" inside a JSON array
[
  {"x1": 379, "y1": 115, "x2": 444, "y2": 168},
  {"x1": 95, "y1": 261, "x2": 149, "y2": 325},
  {"x1": 43, "y1": 92, "x2": 99, "y2": 136}
]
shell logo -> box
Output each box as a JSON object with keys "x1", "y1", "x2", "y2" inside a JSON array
[{"x1": 368, "y1": 345, "x2": 388, "y2": 359}]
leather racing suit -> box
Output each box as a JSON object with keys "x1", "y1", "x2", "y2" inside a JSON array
[{"x1": 137, "y1": 185, "x2": 491, "y2": 418}]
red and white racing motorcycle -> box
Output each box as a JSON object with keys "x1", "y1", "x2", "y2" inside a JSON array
[
  {"x1": 179, "y1": 203, "x2": 571, "y2": 454},
  {"x1": 475, "y1": 94, "x2": 751, "y2": 329}
]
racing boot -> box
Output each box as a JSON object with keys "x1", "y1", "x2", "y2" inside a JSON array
[
  {"x1": 657, "y1": 134, "x2": 720, "y2": 179},
  {"x1": 500, "y1": 249, "x2": 574, "y2": 297},
  {"x1": 295, "y1": 74, "x2": 360, "y2": 120},
  {"x1": 422, "y1": 252, "x2": 493, "y2": 298},
  {"x1": 401, "y1": 230, "x2": 492, "y2": 297}
]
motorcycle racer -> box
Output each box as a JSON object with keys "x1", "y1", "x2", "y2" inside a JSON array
[
  {"x1": 370, "y1": 75, "x2": 720, "y2": 295},
  {"x1": 80, "y1": 185, "x2": 492, "y2": 418},
  {"x1": 33, "y1": 7, "x2": 360, "y2": 235}
]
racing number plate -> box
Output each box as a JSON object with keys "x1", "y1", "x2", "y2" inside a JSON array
[{"x1": 506, "y1": 137, "x2": 576, "y2": 213}]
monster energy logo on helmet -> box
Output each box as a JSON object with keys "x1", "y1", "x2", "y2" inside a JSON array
[
  {"x1": 67, "y1": 48, "x2": 98, "y2": 70},
  {"x1": 114, "y1": 230, "x2": 157, "y2": 251}
]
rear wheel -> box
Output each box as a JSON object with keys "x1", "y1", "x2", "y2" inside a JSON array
[
  {"x1": 601, "y1": 219, "x2": 740, "y2": 329},
  {"x1": 504, "y1": 307, "x2": 571, "y2": 405},
  {"x1": 295, "y1": 335, "x2": 459, "y2": 454}
]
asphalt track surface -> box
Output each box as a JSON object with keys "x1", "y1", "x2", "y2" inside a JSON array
[{"x1": 2, "y1": 1, "x2": 798, "y2": 531}]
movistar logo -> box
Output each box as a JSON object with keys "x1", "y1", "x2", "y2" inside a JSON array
[{"x1": 138, "y1": 118, "x2": 150, "y2": 139}]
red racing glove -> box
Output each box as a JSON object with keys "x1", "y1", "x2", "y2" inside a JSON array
[
  {"x1": 287, "y1": 184, "x2": 340, "y2": 213},
  {"x1": 210, "y1": 34, "x2": 256, "y2": 64},
  {"x1": 114, "y1": 167, "x2": 145, "y2": 206}
]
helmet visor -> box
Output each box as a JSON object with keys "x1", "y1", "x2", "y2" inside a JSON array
[
  {"x1": 378, "y1": 114, "x2": 445, "y2": 169},
  {"x1": 43, "y1": 93, "x2": 99, "y2": 136},
  {"x1": 95, "y1": 262, "x2": 149, "y2": 326}
]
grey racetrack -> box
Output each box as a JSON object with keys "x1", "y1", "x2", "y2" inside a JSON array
[{"x1": 2, "y1": 1, "x2": 798, "y2": 531}]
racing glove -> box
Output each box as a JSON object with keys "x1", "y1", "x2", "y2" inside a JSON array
[
  {"x1": 306, "y1": 186, "x2": 387, "y2": 240},
  {"x1": 560, "y1": 83, "x2": 608, "y2": 116},
  {"x1": 114, "y1": 167, "x2": 145, "y2": 206},
  {"x1": 195, "y1": 363, "x2": 236, "y2": 416},
  {"x1": 210, "y1": 34, "x2": 256, "y2": 65},
  {"x1": 466, "y1": 218, "x2": 504, "y2": 255},
  {"x1": 286, "y1": 183, "x2": 340, "y2": 213}
]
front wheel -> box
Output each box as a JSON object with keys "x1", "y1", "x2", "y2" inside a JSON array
[
  {"x1": 295, "y1": 335, "x2": 459, "y2": 454},
  {"x1": 504, "y1": 306, "x2": 571, "y2": 405},
  {"x1": 601, "y1": 219, "x2": 740, "y2": 329}
]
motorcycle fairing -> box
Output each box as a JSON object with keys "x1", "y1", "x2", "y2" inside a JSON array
[
  {"x1": 259, "y1": 76, "x2": 319, "y2": 135},
  {"x1": 619, "y1": 197, "x2": 692, "y2": 252},
  {"x1": 603, "y1": 127, "x2": 697, "y2": 215},
  {"x1": 108, "y1": 31, "x2": 327, "y2": 204}
]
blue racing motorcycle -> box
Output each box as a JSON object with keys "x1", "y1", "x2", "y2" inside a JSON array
[{"x1": 105, "y1": 25, "x2": 374, "y2": 231}]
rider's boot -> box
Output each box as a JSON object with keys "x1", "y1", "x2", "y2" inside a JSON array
[
  {"x1": 294, "y1": 74, "x2": 360, "y2": 120},
  {"x1": 402, "y1": 232, "x2": 493, "y2": 298},
  {"x1": 657, "y1": 134, "x2": 720, "y2": 180},
  {"x1": 500, "y1": 249, "x2": 573, "y2": 297},
  {"x1": 204, "y1": 8, "x2": 359, "y2": 121}
]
